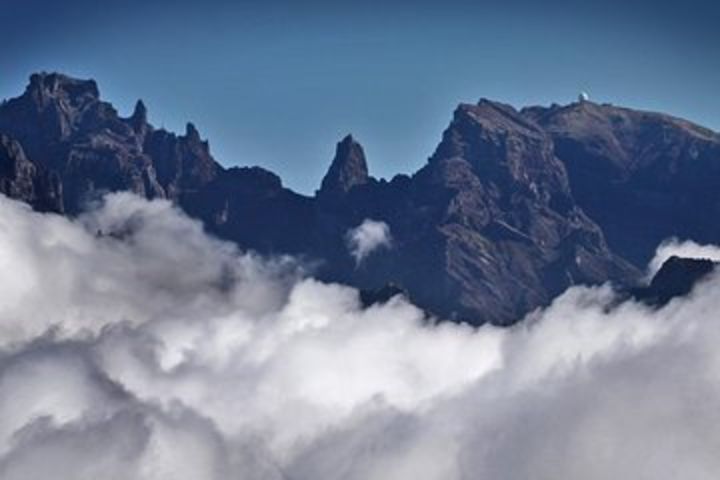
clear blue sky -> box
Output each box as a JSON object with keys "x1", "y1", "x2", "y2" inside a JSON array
[{"x1": 2, "y1": 0, "x2": 719, "y2": 193}]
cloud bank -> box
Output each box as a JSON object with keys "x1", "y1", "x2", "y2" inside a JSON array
[
  {"x1": 346, "y1": 219, "x2": 392, "y2": 264},
  {"x1": 0, "y1": 193, "x2": 719, "y2": 479}
]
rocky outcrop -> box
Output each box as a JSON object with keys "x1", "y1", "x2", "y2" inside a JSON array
[
  {"x1": 523, "y1": 101, "x2": 720, "y2": 266},
  {"x1": 0, "y1": 134, "x2": 63, "y2": 212},
  {"x1": 631, "y1": 256, "x2": 717, "y2": 306},
  {"x1": 317, "y1": 134, "x2": 370, "y2": 199},
  {"x1": 144, "y1": 122, "x2": 220, "y2": 201},
  {"x1": 392, "y1": 100, "x2": 639, "y2": 323},
  {"x1": 180, "y1": 166, "x2": 317, "y2": 254},
  {"x1": 0, "y1": 72, "x2": 220, "y2": 213}
]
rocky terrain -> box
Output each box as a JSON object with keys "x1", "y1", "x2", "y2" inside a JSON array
[
  {"x1": 2, "y1": 73, "x2": 719, "y2": 324},
  {"x1": 630, "y1": 256, "x2": 718, "y2": 306},
  {"x1": 523, "y1": 102, "x2": 720, "y2": 266}
]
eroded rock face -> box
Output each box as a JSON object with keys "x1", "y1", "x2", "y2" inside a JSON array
[
  {"x1": 400, "y1": 100, "x2": 639, "y2": 323},
  {"x1": 2, "y1": 72, "x2": 719, "y2": 324},
  {"x1": 0, "y1": 72, "x2": 220, "y2": 213},
  {"x1": 144, "y1": 122, "x2": 220, "y2": 201},
  {"x1": 0, "y1": 134, "x2": 62, "y2": 212},
  {"x1": 180, "y1": 166, "x2": 317, "y2": 255},
  {"x1": 317, "y1": 134, "x2": 369, "y2": 199},
  {"x1": 524, "y1": 101, "x2": 720, "y2": 266},
  {"x1": 227, "y1": 99, "x2": 639, "y2": 324}
]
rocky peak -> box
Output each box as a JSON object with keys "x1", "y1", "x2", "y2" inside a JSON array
[
  {"x1": 429, "y1": 100, "x2": 571, "y2": 204},
  {"x1": 433, "y1": 100, "x2": 548, "y2": 161},
  {"x1": 27, "y1": 72, "x2": 100, "y2": 104},
  {"x1": 527, "y1": 100, "x2": 718, "y2": 154},
  {"x1": 185, "y1": 122, "x2": 201, "y2": 142},
  {"x1": 130, "y1": 99, "x2": 148, "y2": 131},
  {"x1": 181, "y1": 122, "x2": 211, "y2": 158},
  {"x1": 632, "y1": 256, "x2": 717, "y2": 306},
  {"x1": 0, "y1": 73, "x2": 109, "y2": 165},
  {"x1": 318, "y1": 134, "x2": 369, "y2": 197},
  {"x1": 142, "y1": 120, "x2": 218, "y2": 200},
  {"x1": 0, "y1": 72, "x2": 223, "y2": 211}
]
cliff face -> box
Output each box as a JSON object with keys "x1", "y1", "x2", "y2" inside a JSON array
[
  {"x1": 0, "y1": 73, "x2": 220, "y2": 213},
  {"x1": 524, "y1": 101, "x2": 720, "y2": 266},
  {"x1": 0, "y1": 133, "x2": 63, "y2": 212},
  {"x1": 403, "y1": 100, "x2": 639, "y2": 322},
  {"x1": 2, "y1": 73, "x2": 718, "y2": 324},
  {"x1": 317, "y1": 134, "x2": 369, "y2": 199}
]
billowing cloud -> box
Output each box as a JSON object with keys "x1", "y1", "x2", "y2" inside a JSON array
[
  {"x1": 346, "y1": 219, "x2": 392, "y2": 264},
  {"x1": 1, "y1": 193, "x2": 719, "y2": 479}
]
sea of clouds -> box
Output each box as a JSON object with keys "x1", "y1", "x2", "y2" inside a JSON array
[{"x1": 1, "y1": 192, "x2": 719, "y2": 479}]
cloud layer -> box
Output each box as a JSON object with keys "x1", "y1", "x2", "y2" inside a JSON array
[{"x1": 0, "y1": 193, "x2": 719, "y2": 479}]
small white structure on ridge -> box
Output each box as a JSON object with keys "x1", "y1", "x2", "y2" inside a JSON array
[{"x1": 578, "y1": 91, "x2": 590, "y2": 103}]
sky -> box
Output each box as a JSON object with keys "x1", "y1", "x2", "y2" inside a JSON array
[{"x1": 1, "y1": 0, "x2": 719, "y2": 194}]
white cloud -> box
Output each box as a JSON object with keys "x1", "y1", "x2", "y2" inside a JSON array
[
  {"x1": 0, "y1": 192, "x2": 719, "y2": 479},
  {"x1": 346, "y1": 219, "x2": 392, "y2": 264}
]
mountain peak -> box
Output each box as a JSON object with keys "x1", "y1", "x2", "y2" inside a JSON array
[
  {"x1": 431, "y1": 99, "x2": 550, "y2": 172},
  {"x1": 132, "y1": 99, "x2": 147, "y2": 121},
  {"x1": 27, "y1": 72, "x2": 100, "y2": 102},
  {"x1": 318, "y1": 134, "x2": 369, "y2": 197},
  {"x1": 452, "y1": 100, "x2": 541, "y2": 136},
  {"x1": 185, "y1": 122, "x2": 201, "y2": 141},
  {"x1": 130, "y1": 99, "x2": 148, "y2": 132},
  {"x1": 0, "y1": 73, "x2": 107, "y2": 154}
]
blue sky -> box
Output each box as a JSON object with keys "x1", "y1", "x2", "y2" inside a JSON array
[{"x1": 2, "y1": 0, "x2": 719, "y2": 193}]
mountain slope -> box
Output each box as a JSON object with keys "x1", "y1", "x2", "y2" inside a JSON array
[
  {"x1": 0, "y1": 73, "x2": 220, "y2": 213},
  {"x1": 523, "y1": 101, "x2": 720, "y2": 266}
]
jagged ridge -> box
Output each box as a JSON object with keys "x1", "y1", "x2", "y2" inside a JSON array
[{"x1": 2, "y1": 72, "x2": 719, "y2": 324}]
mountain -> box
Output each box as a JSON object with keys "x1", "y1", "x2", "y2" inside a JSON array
[
  {"x1": 0, "y1": 73, "x2": 219, "y2": 214},
  {"x1": 523, "y1": 101, "x2": 720, "y2": 266},
  {"x1": 1, "y1": 73, "x2": 719, "y2": 324},
  {"x1": 0, "y1": 133, "x2": 62, "y2": 212}
]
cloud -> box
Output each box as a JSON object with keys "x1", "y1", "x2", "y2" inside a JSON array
[
  {"x1": 346, "y1": 219, "x2": 392, "y2": 264},
  {"x1": 0, "y1": 192, "x2": 719, "y2": 479}
]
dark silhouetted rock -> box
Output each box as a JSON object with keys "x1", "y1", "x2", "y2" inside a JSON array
[
  {"x1": 130, "y1": 100, "x2": 148, "y2": 134},
  {"x1": 144, "y1": 123, "x2": 220, "y2": 201},
  {"x1": 180, "y1": 166, "x2": 317, "y2": 254},
  {"x1": 318, "y1": 134, "x2": 369, "y2": 198},
  {"x1": 0, "y1": 72, "x2": 227, "y2": 213},
  {"x1": 0, "y1": 133, "x2": 63, "y2": 212},
  {"x1": 631, "y1": 256, "x2": 717, "y2": 306},
  {"x1": 359, "y1": 283, "x2": 408, "y2": 308}
]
